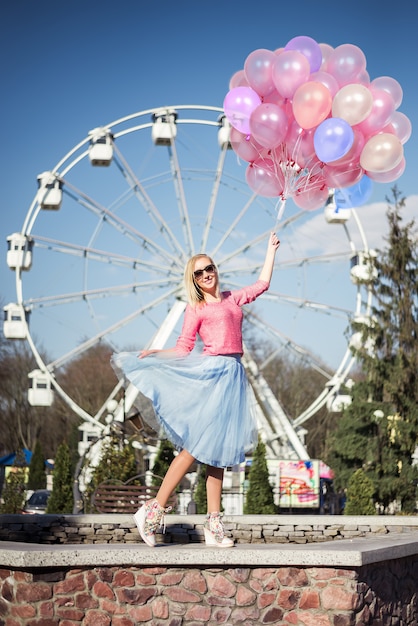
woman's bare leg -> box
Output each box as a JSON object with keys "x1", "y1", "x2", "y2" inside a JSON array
[
  {"x1": 206, "y1": 465, "x2": 224, "y2": 512},
  {"x1": 155, "y1": 449, "x2": 196, "y2": 507}
]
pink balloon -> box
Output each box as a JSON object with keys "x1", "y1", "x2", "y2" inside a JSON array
[
  {"x1": 360, "y1": 133, "x2": 404, "y2": 173},
  {"x1": 230, "y1": 127, "x2": 265, "y2": 163},
  {"x1": 293, "y1": 175, "x2": 329, "y2": 210},
  {"x1": 371, "y1": 76, "x2": 403, "y2": 109},
  {"x1": 356, "y1": 70, "x2": 370, "y2": 86},
  {"x1": 384, "y1": 111, "x2": 412, "y2": 144},
  {"x1": 324, "y1": 44, "x2": 367, "y2": 87},
  {"x1": 272, "y1": 50, "x2": 311, "y2": 99},
  {"x1": 285, "y1": 121, "x2": 316, "y2": 166},
  {"x1": 250, "y1": 103, "x2": 289, "y2": 148},
  {"x1": 223, "y1": 87, "x2": 262, "y2": 135},
  {"x1": 323, "y1": 161, "x2": 364, "y2": 188},
  {"x1": 246, "y1": 158, "x2": 284, "y2": 197},
  {"x1": 229, "y1": 70, "x2": 249, "y2": 90},
  {"x1": 357, "y1": 87, "x2": 395, "y2": 137},
  {"x1": 366, "y1": 157, "x2": 406, "y2": 183},
  {"x1": 310, "y1": 70, "x2": 339, "y2": 98},
  {"x1": 285, "y1": 35, "x2": 322, "y2": 72},
  {"x1": 285, "y1": 120, "x2": 304, "y2": 159},
  {"x1": 319, "y1": 43, "x2": 334, "y2": 67},
  {"x1": 292, "y1": 81, "x2": 332, "y2": 129},
  {"x1": 244, "y1": 48, "x2": 276, "y2": 97}
]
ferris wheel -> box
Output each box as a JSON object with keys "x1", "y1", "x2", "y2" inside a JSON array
[{"x1": 4, "y1": 104, "x2": 376, "y2": 459}]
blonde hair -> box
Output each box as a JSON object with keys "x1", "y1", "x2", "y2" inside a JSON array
[{"x1": 184, "y1": 254, "x2": 218, "y2": 306}]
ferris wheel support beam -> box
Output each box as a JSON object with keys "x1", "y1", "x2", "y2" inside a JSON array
[{"x1": 242, "y1": 345, "x2": 309, "y2": 460}]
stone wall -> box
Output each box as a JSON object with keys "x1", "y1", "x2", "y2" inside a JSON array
[
  {"x1": 1, "y1": 557, "x2": 417, "y2": 625},
  {"x1": 1, "y1": 515, "x2": 417, "y2": 625},
  {"x1": 1, "y1": 513, "x2": 418, "y2": 545}
]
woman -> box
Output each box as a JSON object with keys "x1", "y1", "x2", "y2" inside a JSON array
[{"x1": 111, "y1": 232, "x2": 280, "y2": 547}]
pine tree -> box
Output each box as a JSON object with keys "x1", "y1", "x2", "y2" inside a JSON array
[
  {"x1": 27, "y1": 440, "x2": 47, "y2": 491},
  {"x1": 46, "y1": 442, "x2": 74, "y2": 514},
  {"x1": 344, "y1": 468, "x2": 376, "y2": 515},
  {"x1": 151, "y1": 439, "x2": 175, "y2": 485},
  {"x1": 244, "y1": 439, "x2": 276, "y2": 514},
  {"x1": 84, "y1": 434, "x2": 138, "y2": 512},
  {"x1": 328, "y1": 188, "x2": 418, "y2": 513},
  {"x1": 0, "y1": 449, "x2": 27, "y2": 513}
]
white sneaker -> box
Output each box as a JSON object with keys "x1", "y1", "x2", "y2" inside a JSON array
[{"x1": 133, "y1": 499, "x2": 171, "y2": 547}]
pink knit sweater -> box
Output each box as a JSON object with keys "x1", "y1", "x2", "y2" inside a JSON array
[{"x1": 175, "y1": 280, "x2": 269, "y2": 356}]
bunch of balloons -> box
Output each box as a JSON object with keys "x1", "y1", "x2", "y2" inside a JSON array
[{"x1": 223, "y1": 36, "x2": 411, "y2": 211}]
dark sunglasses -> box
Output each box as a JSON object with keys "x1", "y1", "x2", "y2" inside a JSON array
[{"x1": 193, "y1": 264, "x2": 216, "y2": 280}]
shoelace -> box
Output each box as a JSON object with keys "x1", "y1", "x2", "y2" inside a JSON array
[
  {"x1": 206, "y1": 512, "x2": 225, "y2": 541},
  {"x1": 145, "y1": 501, "x2": 172, "y2": 535},
  {"x1": 161, "y1": 505, "x2": 172, "y2": 534}
]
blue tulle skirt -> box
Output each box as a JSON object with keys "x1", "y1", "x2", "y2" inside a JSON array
[{"x1": 110, "y1": 351, "x2": 258, "y2": 468}]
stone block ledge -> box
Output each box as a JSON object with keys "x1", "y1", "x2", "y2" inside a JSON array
[
  {"x1": 1, "y1": 532, "x2": 418, "y2": 569},
  {"x1": 1, "y1": 512, "x2": 418, "y2": 548}
]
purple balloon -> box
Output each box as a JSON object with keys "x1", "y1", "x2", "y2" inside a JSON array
[
  {"x1": 314, "y1": 117, "x2": 354, "y2": 163},
  {"x1": 223, "y1": 87, "x2": 262, "y2": 135},
  {"x1": 285, "y1": 35, "x2": 322, "y2": 73}
]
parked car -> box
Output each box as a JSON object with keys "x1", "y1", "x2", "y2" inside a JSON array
[{"x1": 23, "y1": 489, "x2": 51, "y2": 514}]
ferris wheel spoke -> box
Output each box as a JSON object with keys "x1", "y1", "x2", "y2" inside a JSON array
[
  {"x1": 47, "y1": 285, "x2": 179, "y2": 371},
  {"x1": 32, "y1": 235, "x2": 183, "y2": 274},
  {"x1": 23, "y1": 279, "x2": 178, "y2": 310},
  {"x1": 210, "y1": 192, "x2": 259, "y2": 259},
  {"x1": 217, "y1": 226, "x2": 274, "y2": 270},
  {"x1": 111, "y1": 143, "x2": 187, "y2": 261},
  {"x1": 200, "y1": 145, "x2": 229, "y2": 252},
  {"x1": 61, "y1": 180, "x2": 179, "y2": 265},
  {"x1": 167, "y1": 140, "x2": 195, "y2": 257},
  {"x1": 231, "y1": 285, "x2": 353, "y2": 319},
  {"x1": 262, "y1": 290, "x2": 352, "y2": 318},
  {"x1": 279, "y1": 251, "x2": 353, "y2": 269},
  {"x1": 245, "y1": 309, "x2": 333, "y2": 380}
]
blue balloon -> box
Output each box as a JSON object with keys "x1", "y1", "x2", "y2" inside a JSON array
[
  {"x1": 335, "y1": 176, "x2": 373, "y2": 208},
  {"x1": 314, "y1": 118, "x2": 354, "y2": 163}
]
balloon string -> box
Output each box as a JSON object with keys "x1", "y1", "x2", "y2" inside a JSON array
[{"x1": 274, "y1": 198, "x2": 286, "y2": 230}]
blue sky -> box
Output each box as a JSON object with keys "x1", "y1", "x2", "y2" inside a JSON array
[{"x1": 1, "y1": 0, "x2": 417, "y2": 383}]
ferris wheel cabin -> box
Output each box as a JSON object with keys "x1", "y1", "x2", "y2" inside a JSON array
[
  {"x1": 325, "y1": 378, "x2": 353, "y2": 413},
  {"x1": 88, "y1": 128, "x2": 114, "y2": 166},
  {"x1": 326, "y1": 393, "x2": 352, "y2": 413},
  {"x1": 350, "y1": 250, "x2": 378, "y2": 283},
  {"x1": 323, "y1": 189, "x2": 351, "y2": 224},
  {"x1": 3, "y1": 303, "x2": 30, "y2": 339},
  {"x1": 151, "y1": 110, "x2": 178, "y2": 145},
  {"x1": 348, "y1": 313, "x2": 376, "y2": 356},
  {"x1": 28, "y1": 369, "x2": 54, "y2": 407},
  {"x1": 37, "y1": 171, "x2": 63, "y2": 210},
  {"x1": 7, "y1": 233, "x2": 33, "y2": 270},
  {"x1": 217, "y1": 115, "x2": 232, "y2": 150}
]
